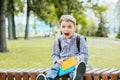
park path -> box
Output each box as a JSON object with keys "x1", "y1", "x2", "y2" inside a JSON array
[{"x1": 88, "y1": 38, "x2": 120, "y2": 45}]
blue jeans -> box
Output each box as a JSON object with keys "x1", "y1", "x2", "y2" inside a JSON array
[{"x1": 46, "y1": 63, "x2": 74, "y2": 80}]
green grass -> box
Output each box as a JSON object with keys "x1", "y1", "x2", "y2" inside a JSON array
[
  {"x1": 88, "y1": 38, "x2": 120, "y2": 68},
  {"x1": 0, "y1": 37, "x2": 120, "y2": 69}
]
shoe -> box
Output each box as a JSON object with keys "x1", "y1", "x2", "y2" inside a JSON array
[
  {"x1": 36, "y1": 74, "x2": 46, "y2": 80},
  {"x1": 73, "y1": 62, "x2": 86, "y2": 80}
]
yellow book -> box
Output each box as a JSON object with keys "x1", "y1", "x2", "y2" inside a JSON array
[{"x1": 61, "y1": 56, "x2": 77, "y2": 70}]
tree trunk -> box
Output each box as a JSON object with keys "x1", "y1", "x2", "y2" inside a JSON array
[
  {"x1": 7, "y1": 0, "x2": 17, "y2": 40},
  {"x1": 11, "y1": 0, "x2": 17, "y2": 39},
  {"x1": 24, "y1": 0, "x2": 30, "y2": 39},
  {"x1": 0, "y1": 0, "x2": 8, "y2": 52},
  {"x1": 8, "y1": 16, "x2": 14, "y2": 40}
]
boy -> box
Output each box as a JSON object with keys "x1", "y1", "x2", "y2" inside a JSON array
[{"x1": 37, "y1": 15, "x2": 88, "y2": 80}]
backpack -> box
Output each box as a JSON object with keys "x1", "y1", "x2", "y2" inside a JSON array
[{"x1": 58, "y1": 35, "x2": 86, "y2": 52}]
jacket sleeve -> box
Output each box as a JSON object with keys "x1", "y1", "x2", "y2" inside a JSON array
[
  {"x1": 76, "y1": 36, "x2": 88, "y2": 63},
  {"x1": 51, "y1": 39, "x2": 60, "y2": 63}
]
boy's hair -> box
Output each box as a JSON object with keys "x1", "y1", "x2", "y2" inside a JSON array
[{"x1": 60, "y1": 15, "x2": 76, "y2": 25}]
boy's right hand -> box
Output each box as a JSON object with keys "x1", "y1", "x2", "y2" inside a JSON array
[{"x1": 56, "y1": 59, "x2": 63, "y2": 65}]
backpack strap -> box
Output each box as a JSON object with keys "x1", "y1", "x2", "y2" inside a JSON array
[
  {"x1": 58, "y1": 38, "x2": 61, "y2": 52},
  {"x1": 76, "y1": 35, "x2": 80, "y2": 52}
]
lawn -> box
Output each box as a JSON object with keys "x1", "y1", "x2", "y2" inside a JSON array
[{"x1": 0, "y1": 37, "x2": 120, "y2": 69}]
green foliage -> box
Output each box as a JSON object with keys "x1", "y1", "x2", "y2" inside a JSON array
[
  {"x1": 86, "y1": 19, "x2": 97, "y2": 36},
  {"x1": 91, "y1": 4, "x2": 108, "y2": 37},
  {"x1": 31, "y1": 0, "x2": 58, "y2": 27},
  {"x1": 5, "y1": 0, "x2": 24, "y2": 16},
  {"x1": 78, "y1": 18, "x2": 97, "y2": 36},
  {"x1": 31, "y1": 0, "x2": 88, "y2": 27},
  {"x1": 92, "y1": 4, "x2": 108, "y2": 18},
  {"x1": 95, "y1": 26, "x2": 109, "y2": 37},
  {"x1": 74, "y1": 13, "x2": 87, "y2": 26}
]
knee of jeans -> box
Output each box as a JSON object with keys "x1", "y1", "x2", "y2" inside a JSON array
[{"x1": 52, "y1": 63, "x2": 60, "y2": 70}]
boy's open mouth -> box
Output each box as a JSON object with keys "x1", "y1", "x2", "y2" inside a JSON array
[{"x1": 64, "y1": 33, "x2": 70, "y2": 36}]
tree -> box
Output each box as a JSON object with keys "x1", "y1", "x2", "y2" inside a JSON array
[
  {"x1": 79, "y1": 18, "x2": 97, "y2": 36},
  {"x1": 92, "y1": 4, "x2": 108, "y2": 37},
  {"x1": 116, "y1": 27, "x2": 120, "y2": 38},
  {"x1": 116, "y1": 0, "x2": 120, "y2": 38},
  {"x1": 5, "y1": 0, "x2": 23, "y2": 40},
  {"x1": 24, "y1": 0, "x2": 31, "y2": 39},
  {"x1": 0, "y1": 0, "x2": 8, "y2": 52},
  {"x1": 31, "y1": 0, "x2": 87, "y2": 35},
  {"x1": 6, "y1": 0, "x2": 16, "y2": 40}
]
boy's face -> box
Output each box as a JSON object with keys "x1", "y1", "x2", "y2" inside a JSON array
[{"x1": 60, "y1": 20, "x2": 76, "y2": 39}]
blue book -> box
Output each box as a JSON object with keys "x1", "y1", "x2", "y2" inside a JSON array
[{"x1": 59, "y1": 66, "x2": 75, "y2": 76}]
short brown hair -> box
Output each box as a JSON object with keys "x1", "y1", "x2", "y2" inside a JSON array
[{"x1": 60, "y1": 15, "x2": 76, "y2": 25}]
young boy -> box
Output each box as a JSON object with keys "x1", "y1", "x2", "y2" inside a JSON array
[{"x1": 36, "y1": 15, "x2": 88, "y2": 80}]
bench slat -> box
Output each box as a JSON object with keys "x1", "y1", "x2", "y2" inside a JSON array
[
  {"x1": 85, "y1": 68, "x2": 100, "y2": 80},
  {"x1": 22, "y1": 72, "x2": 29, "y2": 80},
  {"x1": 7, "y1": 72, "x2": 14, "y2": 80},
  {"x1": 111, "y1": 70, "x2": 120, "y2": 80},
  {"x1": 15, "y1": 72, "x2": 21, "y2": 80},
  {"x1": 0, "y1": 72, "x2": 6, "y2": 80},
  {"x1": 102, "y1": 68, "x2": 118, "y2": 80},
  {"x1": 93, "y1": 68, "x2": 110, "y2": 80}
]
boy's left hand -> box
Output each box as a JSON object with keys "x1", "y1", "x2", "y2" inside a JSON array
[{"x1": 76, "y1": 56, "x2": 80, "y2": 64}]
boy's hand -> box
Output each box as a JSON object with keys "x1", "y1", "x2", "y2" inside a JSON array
[
  {"x1": 76, "y1": 56, "x2": 80, "y2": 64},
  {"x1": 56, "y1": 59, "x2": 63, "y2": 65}
]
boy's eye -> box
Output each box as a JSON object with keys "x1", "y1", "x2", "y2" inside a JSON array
[
  {"x1": 62, "y1": 26, "x2": 65, "y2": 28},
  {"x1": 68, "y1": 26, "x2": 72, "y2": 28}
]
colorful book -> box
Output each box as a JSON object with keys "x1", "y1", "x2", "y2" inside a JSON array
[
  {"x1": 58, "y1": 56, "x2": 78, "y2": 76},
  {"x1": 61, "y1": 56, "x2": 77, "y2": 70},
  {"x1": 59, "y1": 66, "x2": 75, "y2": 76}
]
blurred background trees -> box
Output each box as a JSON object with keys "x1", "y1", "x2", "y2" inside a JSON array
[
  {"x1": 116, "y1": 0, "x2": 120, "y2": 38},
  {"x1": 0, "y1": 0, "x2": 120, "y2": 52},
  {"x1": 5, "y1": 0, "x2": 24, "y2": 40}
]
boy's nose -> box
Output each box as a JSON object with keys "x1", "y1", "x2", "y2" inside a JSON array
[{"x1": 64, "y1": 27, "x2": 68, "y2": 30}]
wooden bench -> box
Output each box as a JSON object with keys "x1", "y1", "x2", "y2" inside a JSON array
[{"x1": 0, "y1": 68, "x2": 120, "y2": 80}]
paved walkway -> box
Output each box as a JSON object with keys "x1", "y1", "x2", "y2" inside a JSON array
[{"x1": 89, "y1": 38, "x2": 120, "y2": 45}]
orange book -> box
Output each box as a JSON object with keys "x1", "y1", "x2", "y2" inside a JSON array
[{"x1": 61, "y1": 56, "x2": 77, "y2": 70}]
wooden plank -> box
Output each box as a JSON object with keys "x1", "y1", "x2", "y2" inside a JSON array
[
  {"x1": 14, "y1": 69, "x2": 22, "y2": 80},
  {"x1": 56, "y1": 77, "x2": 60, "y2": 80},
  {"x1": 30, "y1": 72, "x2": 36, "y2": 80},
  {"x1": 41, "y1": 68, "x2": 50, "y2": 75},
  {"x1": 22, "y1": 72, "x2": 29, "y2": 80},
  {"x1": 93, "y1": 68, "x2": 110, "y2": 80},
  {"x1": 0, "y1": 72, "x2": 6, "y2": 80},
  {"x1": 21, "y1": 69, "x2": 32, "y2": 80},
  {"x1": 30, "y1": 68, "x2": 48, "y2": 80},
  {"x1": 85, "y1": 68, "x2": 100, "y2": 80},
  {"x1": 111, "y1": 70, "x2": 120, "y2": 80},
  {"x1": 15, "y1": 72, "x2": 21, "y2": 80},
  {"x1": 102, "y1": 68, "x2": 118, "y2": 74},
  {"x1": 7, "y1": 72, "x2": 14, "y2": 80},
  {"x1": 86, "y1": 68, "x2": 100, "y2": 74},
  {"x1": 60, "y1": 75, "x2": 68, "y2": 80},
  {"x1": 6, "y1": 69, "x2": 16, "y2": 80},
  {"x1": 86, "y1": 67, "x2": 92, "y2": 72},
  {"x1": 102, "y1": 68, "x2": 118, "y2": 80},
  {"x1": 32, "y1": 68, "x2": 44, "y2": 76}
]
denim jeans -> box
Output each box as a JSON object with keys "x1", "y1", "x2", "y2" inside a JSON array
[{"x1": 46, "y1": 63, "x2": 74, "y2": 80}]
